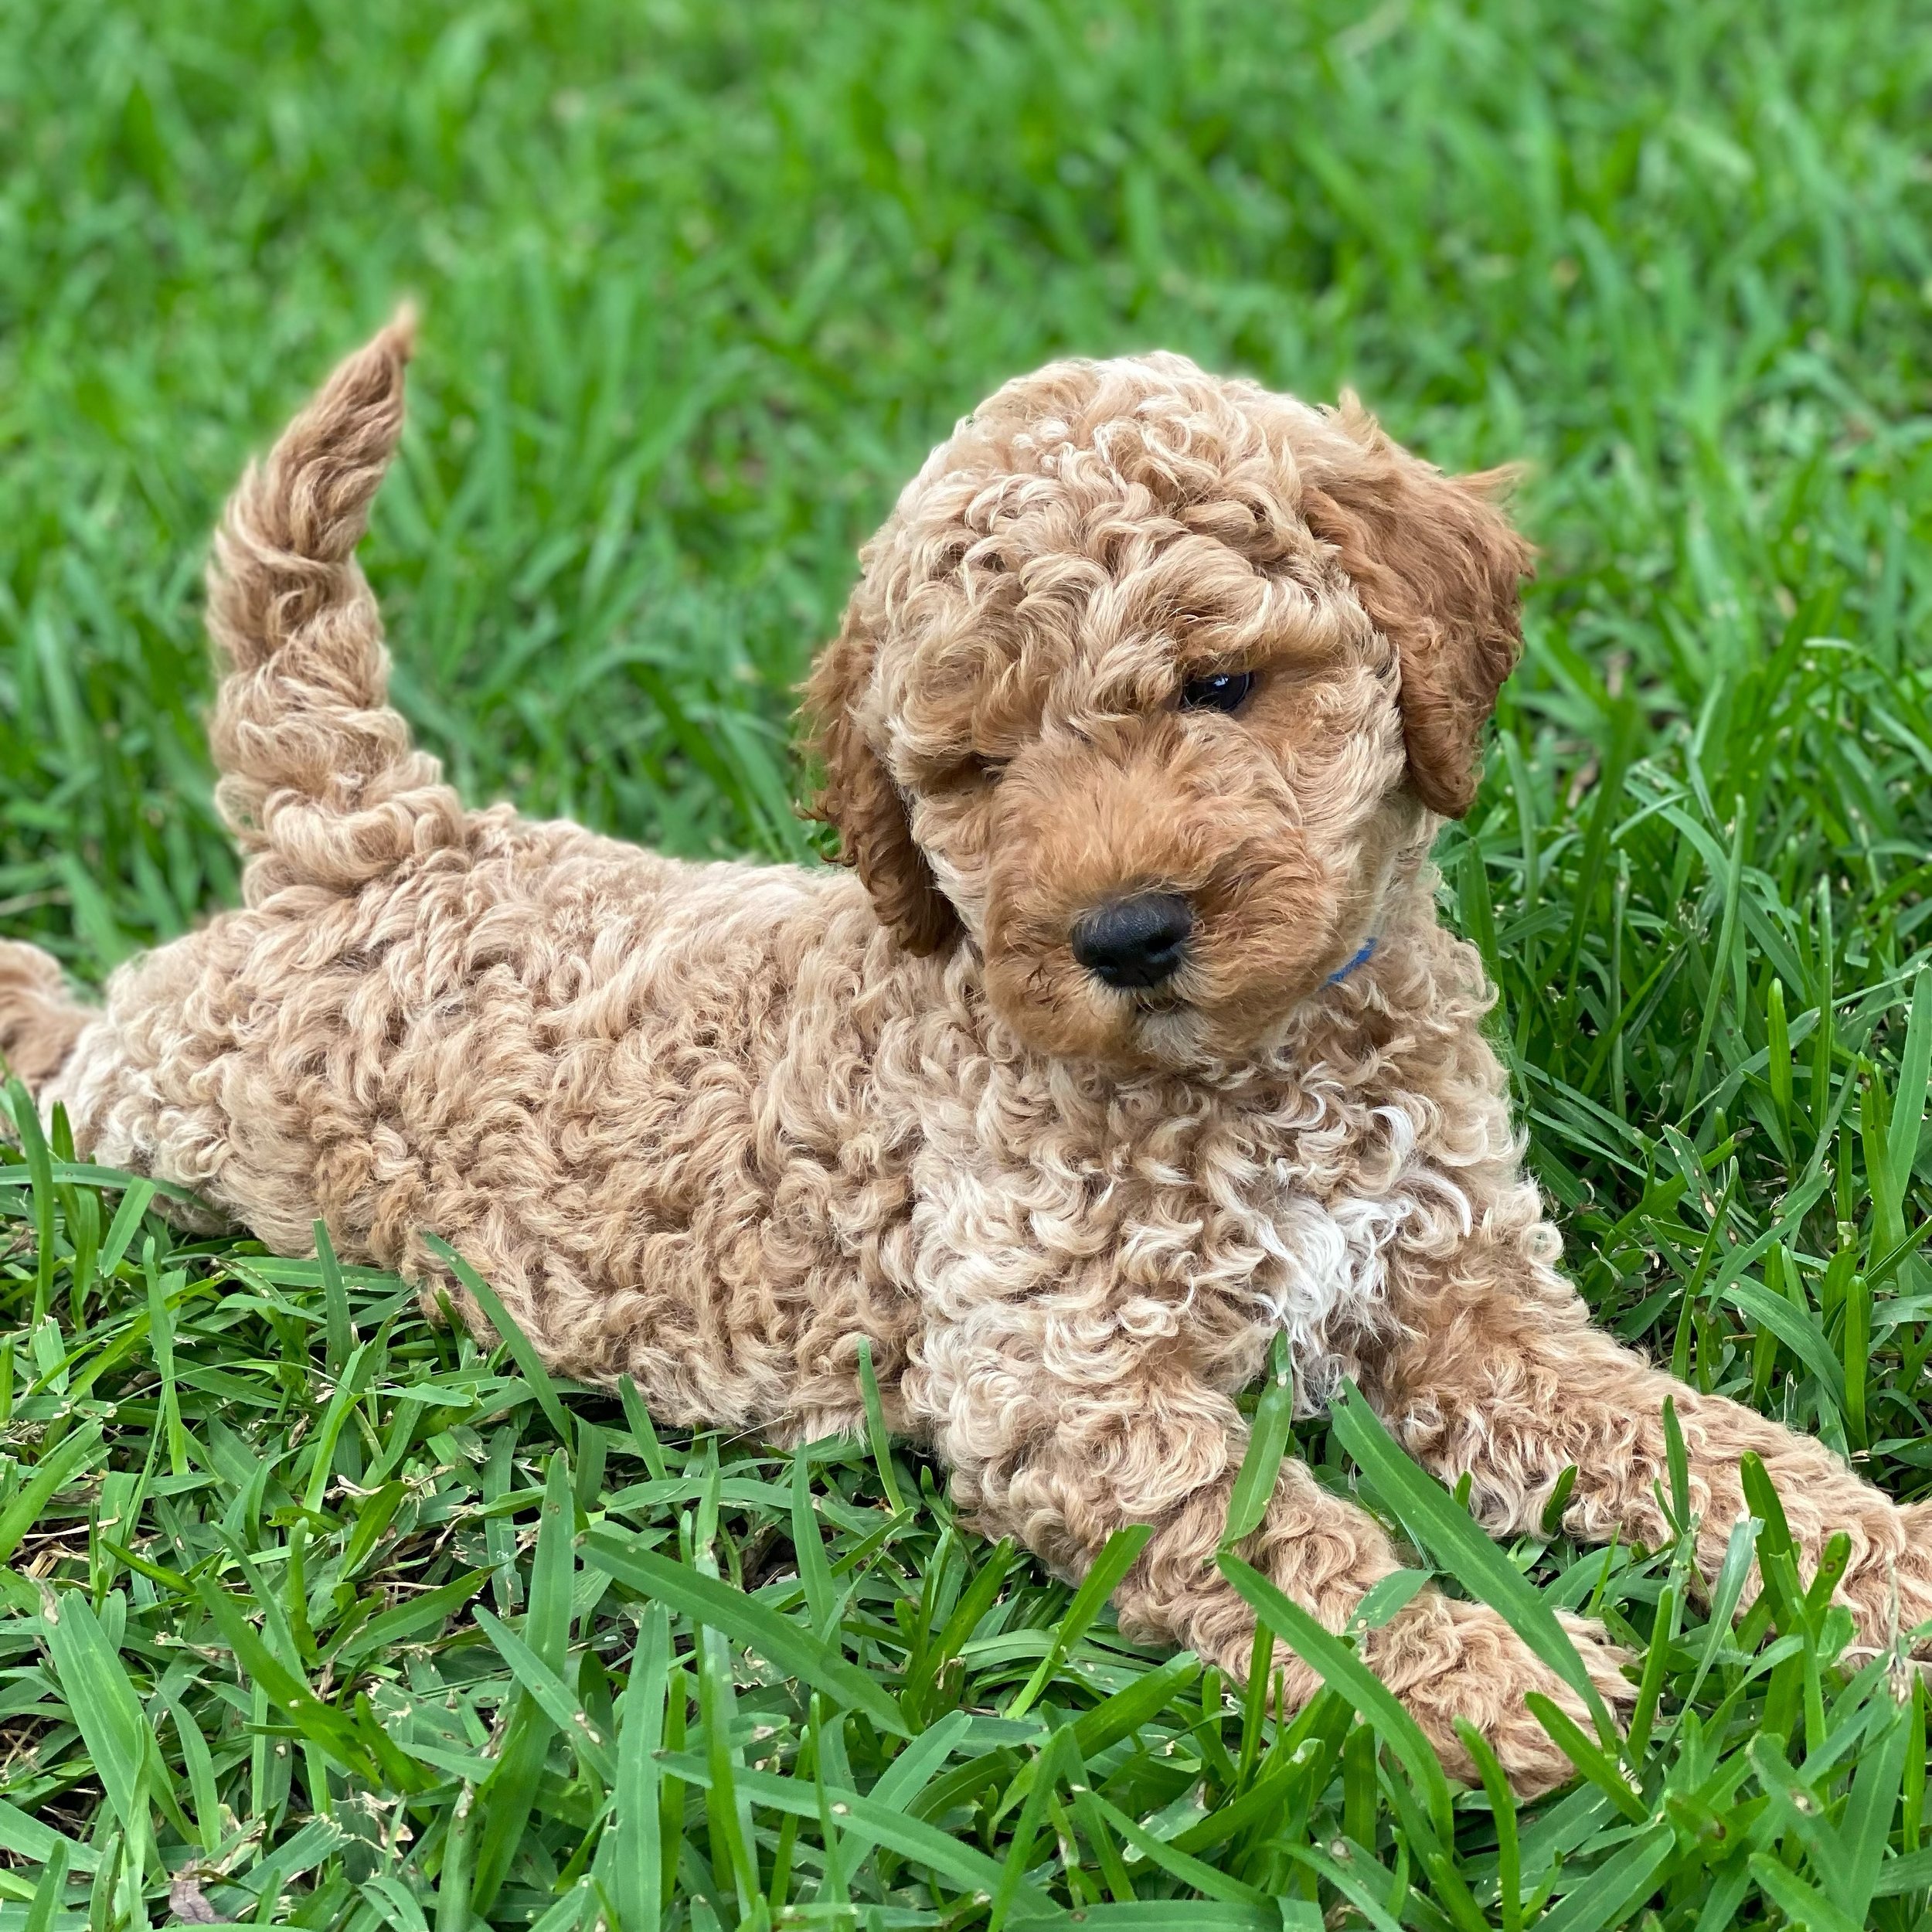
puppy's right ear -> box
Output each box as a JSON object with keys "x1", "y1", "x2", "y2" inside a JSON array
[
  {"x1": 803, "y1": 609, "x2": 963, "y2": 956},
  {"x1": 1298, "y1": 396, "x2": 1532, "y2": 818}
]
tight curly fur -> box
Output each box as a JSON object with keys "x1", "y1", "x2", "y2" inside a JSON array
[{"x1": 5, "y1": 318, "x2": 1930, "y2": 1796}]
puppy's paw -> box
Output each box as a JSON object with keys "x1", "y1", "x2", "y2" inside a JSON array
[
  {"x1": 1372, "y1": 1596, "x2": 1636, "y2": 1800},
  {"x1": 1558, "y1": 1607, "x2": 1644, "y2": 1717}
]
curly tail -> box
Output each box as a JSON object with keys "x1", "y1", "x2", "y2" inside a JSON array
[{"x1": 206, "y1": 309, "x2": 464, "y2": 904}]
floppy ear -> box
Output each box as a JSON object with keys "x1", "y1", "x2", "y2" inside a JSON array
[
  {"x1": 1298, "y1": 396, "x2": 1533, "y2": 818},
  {"x1": 802, "y1": 607, "x2": 963, "y2": 956}
]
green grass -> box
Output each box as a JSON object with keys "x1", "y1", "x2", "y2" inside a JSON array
[{"x1": 4, "y1": 0, "x2": 1932, "y2": 1925}]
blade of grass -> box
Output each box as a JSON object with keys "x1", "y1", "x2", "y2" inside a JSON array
[
  {"x1": 854, "y1": 1335, "x2": 905, "y2": 1512},
  {"x1": 316, "y1": 1218, "x2": 355, "y2": 1374},
  {"x1": 659, "y1": 1750, "x2": 1053, "y2": 1910},
  {"x1": 42, "y1": 1590, "x2": 153, "y2": 1859},
  {"x1": 1330, "y1": 1381, "x2": 1612, "y2": 1738},
  {"x1": 474, "y1": 1605, "x2": 616, "y2": 1783},
  {"x1": 790, "y1": 1446, "x2": 838, "y2": 1638},
  {"x1": 1216, "y1": 1550, "x2": 1453, "y2": 1833},
  {"x1": 607, "y1": 1603, "x2": 670, "y2": 1932},
  {"x1": 1005, "y1": 1522, "x2": 1152, "y2": 1719},
  {"x1": 580, "y1": 1527, "x2": 910, "y2": 1736},
  {"x1": 1536, "y1": 1824, "x2": 1675, "y2": 1932},
  {"x1": 5, "y1": 1078, "x2": 56, "y2": 1321},
  {"x1": 0, "y1": 1420, "x2": 102, "y2": 1565},
  {"x1": 1221, "y1": 1329, "x2": 1294, "y2": 1549},
  {"x1": 1085, "y1": 1790, "x2": 1270, "y2": 1909},
  {"x1": 1838, "y1": 1696, "x2": 1913, "y2": 1923},
  {"x1": 1888, "y1": 963, "x2": 1932, "y2": 1199},
  {"x1": 423, "y1": 1231, "x2": 574, "y2": 1451}
]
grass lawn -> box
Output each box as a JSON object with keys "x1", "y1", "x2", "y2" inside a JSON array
[{"x1": 5, "y1": 0, "x2": 1932, "y2": 1925}]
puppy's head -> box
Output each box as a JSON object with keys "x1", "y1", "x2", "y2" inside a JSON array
[{"x1": 806, "y1": 353, "x2": 1529, "y2": 1066}]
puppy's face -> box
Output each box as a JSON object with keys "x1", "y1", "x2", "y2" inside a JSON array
[{"x1": 808, "y1": 354, "x2": 1529, "y2": 1069}]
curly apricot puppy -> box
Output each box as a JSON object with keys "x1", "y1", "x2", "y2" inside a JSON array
[{"x1": 6, "y1": 319, "x2": 1929, "y2": 1795}]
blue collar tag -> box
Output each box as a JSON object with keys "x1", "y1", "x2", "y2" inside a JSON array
[{"x1": 1326, "y1": 937, "x2": 1378, "y2": 985}]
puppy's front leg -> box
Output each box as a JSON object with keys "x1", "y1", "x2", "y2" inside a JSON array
[
  {"x1": 921, "y1": 1322, "x2": 1631, "y2": 1794},
  {"x1": 1363, "y1": 1233, "x2": 1932, "y2": 1658}
]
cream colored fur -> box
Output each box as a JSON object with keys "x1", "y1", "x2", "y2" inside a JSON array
[{"x1": 5, "y1": 317, "x2": 1930, "y2": 1798}]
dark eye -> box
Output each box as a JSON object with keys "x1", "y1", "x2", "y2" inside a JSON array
[{"x1": 1179, "y1": 669, "x2": 1256, "y2": 714}]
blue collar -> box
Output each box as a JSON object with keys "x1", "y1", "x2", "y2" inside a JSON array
[{"x1": 1326, "y1": 937, "x2": 1378, "y2": 985}]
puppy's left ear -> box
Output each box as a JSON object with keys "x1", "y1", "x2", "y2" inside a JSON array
[
  {"x1": 1299, "y1": 395, "x2": 1533, "y2": 818},
  {"x1": 802, "y1": 607, "x2": 963, "y2": 956}
]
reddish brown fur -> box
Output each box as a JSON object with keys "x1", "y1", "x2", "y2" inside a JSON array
[
  {"x1": 804, "y1": 611, "x2": 961, "y2": 956},
  {"x1": 4, "y1": 321, "x2": 1929, "y2": 1799},
  {"x1": 1294, "y1": 396, "x2": 1531, "y2": 818}
]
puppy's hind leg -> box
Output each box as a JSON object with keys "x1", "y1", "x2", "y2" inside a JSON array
[{"x1": 0, "y1": 940, "x2": 93, "y2": 1099}]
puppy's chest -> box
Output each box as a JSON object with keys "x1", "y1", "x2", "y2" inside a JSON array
[{"x1": 914, "y1": 1065, "x2": 1446, "y2": 1397}]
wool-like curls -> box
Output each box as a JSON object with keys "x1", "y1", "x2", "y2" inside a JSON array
[{"x1": 8, "y1": 320, "x2": 1930, "y2": 1799}]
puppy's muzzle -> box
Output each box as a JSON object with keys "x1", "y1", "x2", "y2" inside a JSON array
[{"x1": 1070, "y1": 892, "x2": 1194, "y2": 991}]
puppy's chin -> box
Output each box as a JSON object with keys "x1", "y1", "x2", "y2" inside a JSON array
[
  {"x1": 1123, "y1": 1002, "x2": 1216, "y2": 1069},
  {"x1": 981, "y1": 965, "x2": 1321, "y2": 1074}
]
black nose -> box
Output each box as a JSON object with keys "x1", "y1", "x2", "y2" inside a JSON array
[{"x1": 1070, "y1": 892, "x2": 1195, "y2": 990}]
